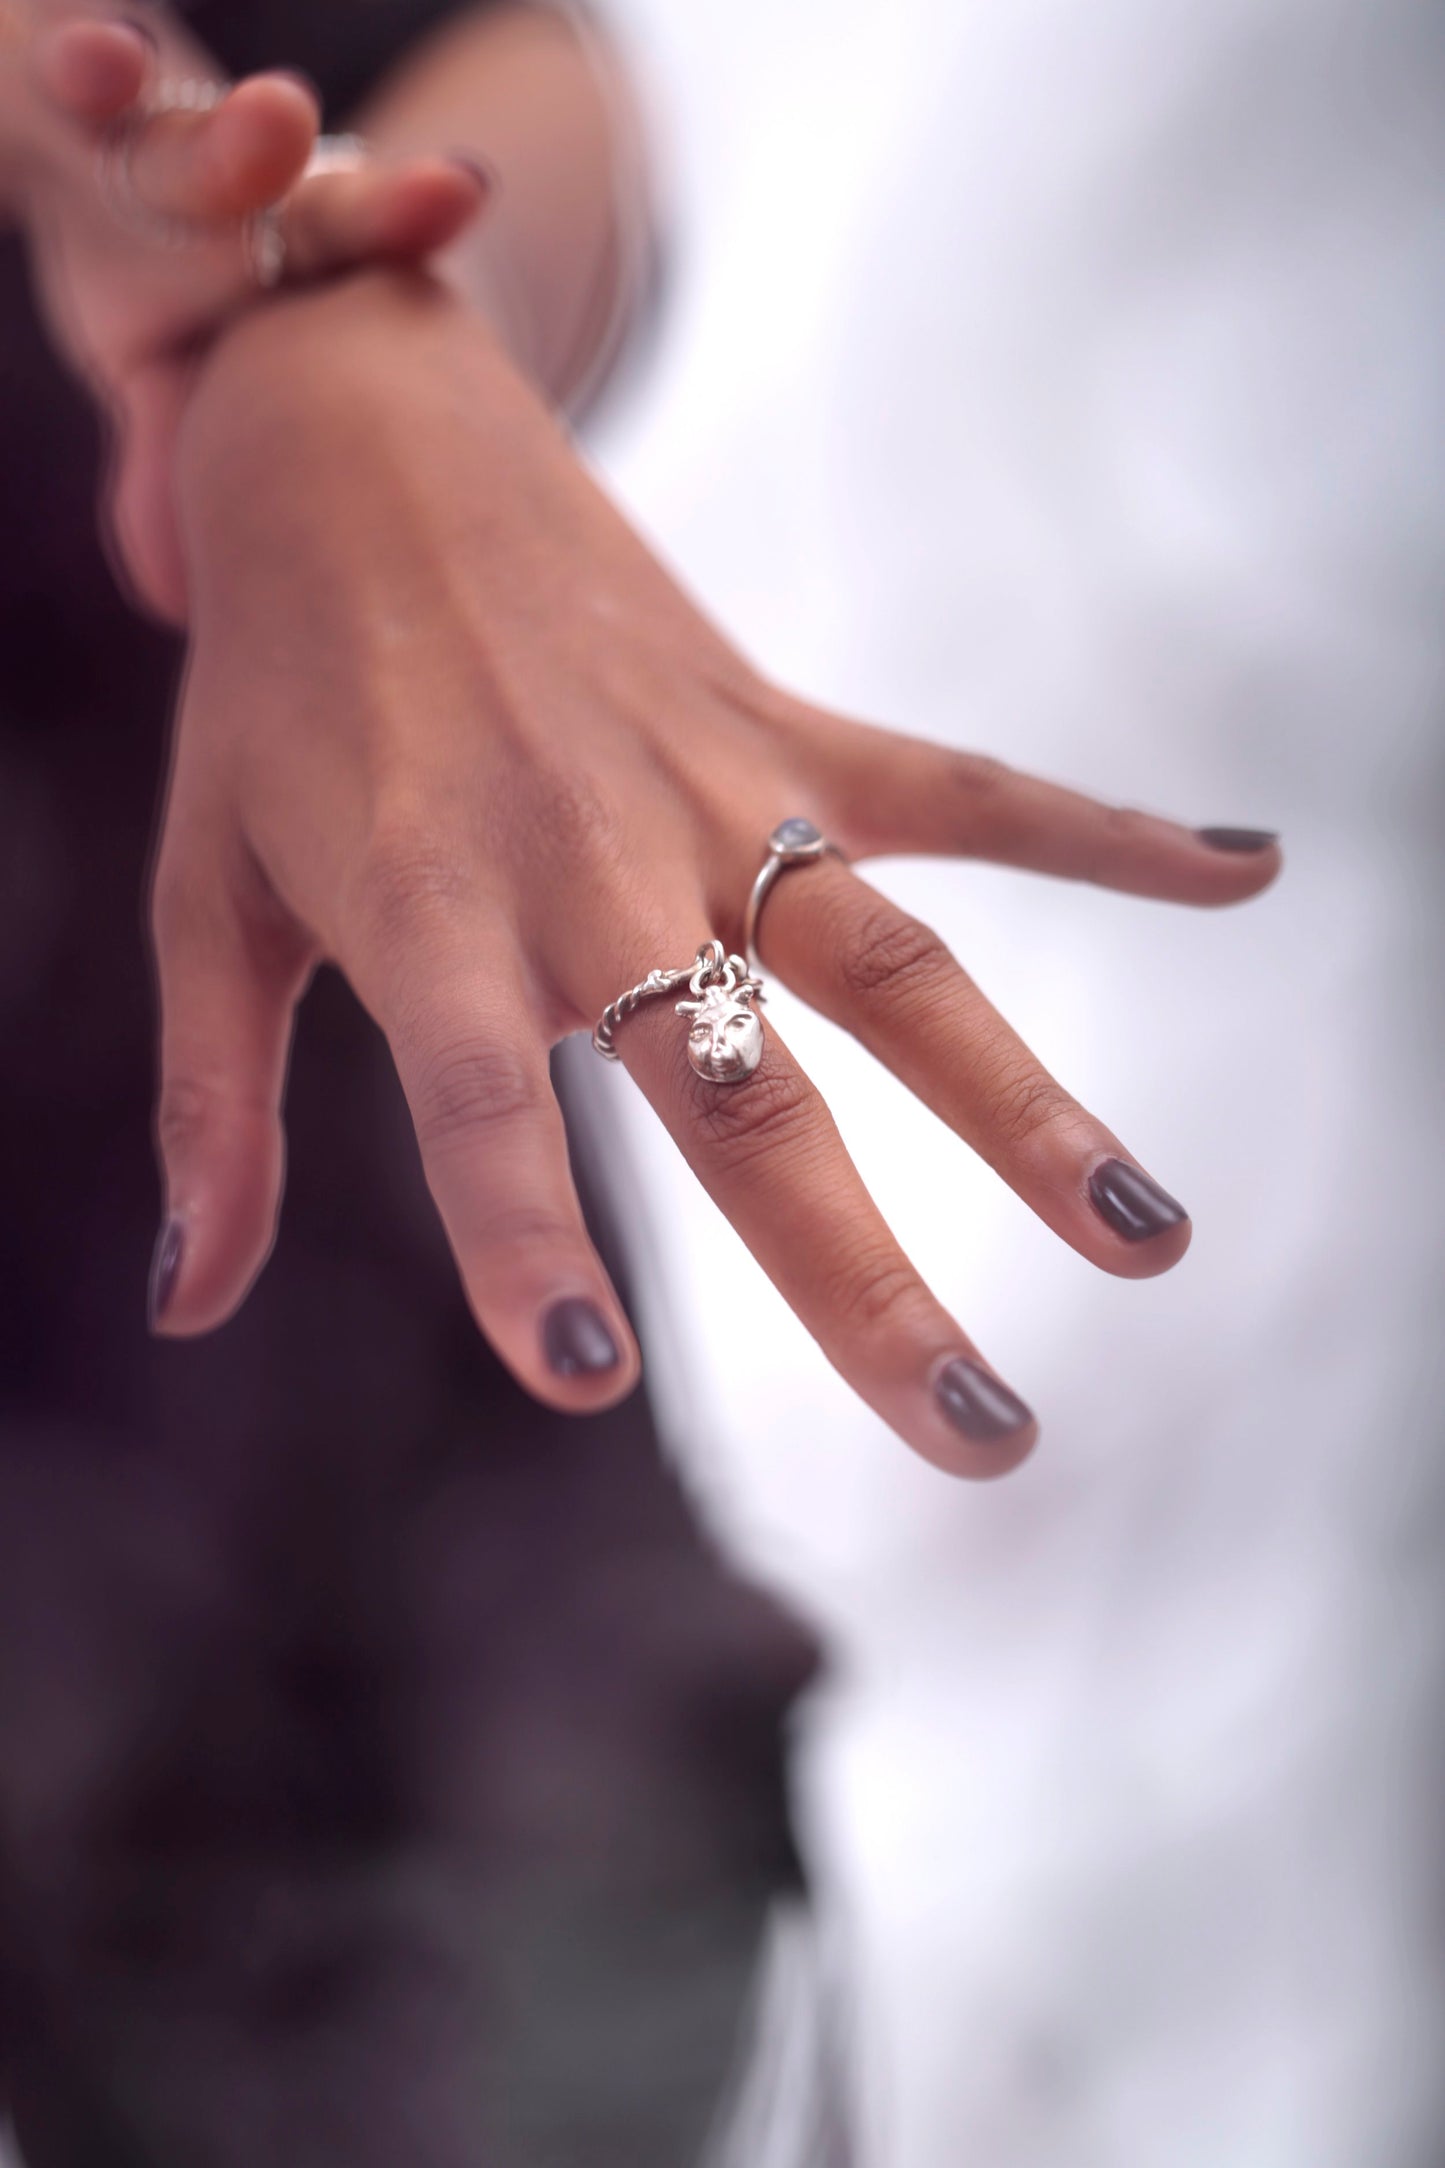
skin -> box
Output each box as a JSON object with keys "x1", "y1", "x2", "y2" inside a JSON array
[
  {"x1": 6, "y1": 7, "x2": 1283, "y2": 1479},
  {"x1": 3, "y1": 12, "x2": 491, "y2": 615},
  {"x1": 159, "y1": 269, "x2": 1280, "y2": 1481}
]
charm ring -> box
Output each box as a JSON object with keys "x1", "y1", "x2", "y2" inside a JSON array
[
  {"x1": 594, "y1": 940, "x2": 767, "y2": 1085},
  {"x1": 741, "y1": 818, "x2": 845, "y2": 969}
]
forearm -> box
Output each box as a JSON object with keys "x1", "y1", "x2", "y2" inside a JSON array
[{"x1": 343, "y1": 3, "x2": 651, "y2": 413}]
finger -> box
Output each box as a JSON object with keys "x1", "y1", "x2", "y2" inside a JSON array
[
  {"x1": 34, "y1": 20, "x2": 153, "y2": 124},
  {"x1": 150, "y1": 822, "x2": 312, "y2": 1337},
  {"x1": 618, "y1": 991, "x2": 1037, "y2": 1481},
  {"x1": 755, "y1": 856, "x2": 1191, "y2": 1280},
  {"x1": 817, "y1": 722, "x2": 1282, "y2": 907},
  {"x1": 105, "y1": 363, "x2": 193, "y2": 625},
  {"x1": 278, "y1": 157, "x2": 490, "y2": 281},
  {"x1": 358, "y1": 914, "x2": 640, "y2": 1414},
  {"x1": 125, "y1": 70, "x2": 319, "y2": 223}
]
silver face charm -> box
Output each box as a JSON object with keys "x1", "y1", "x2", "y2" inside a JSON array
[{"x1": 676, "y1": 952, "x2": 766, "y2": 1084}]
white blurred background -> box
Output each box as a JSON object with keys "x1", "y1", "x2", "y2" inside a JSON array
[{"x1": 576, "y1": 0, "x2": 1445, "y2": 2159}]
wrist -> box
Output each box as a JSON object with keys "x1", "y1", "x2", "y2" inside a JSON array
[{"x1": 175, "y1": 266, "x2": 554, "y2": 575}]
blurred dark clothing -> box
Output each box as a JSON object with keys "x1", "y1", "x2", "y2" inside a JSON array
[
  {"x1": 0, "y1": 5, "x2": 817, "y2": 2163},
  {"x1": 178, "y1": 0, "x2": 494, "y2": 119}
]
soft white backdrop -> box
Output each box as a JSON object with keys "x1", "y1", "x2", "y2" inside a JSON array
[
  {"x1": 575, "y1": 0, "x2": 1445, "y2": 2161},
  {"x1": 6, "y1": 3, "x2": 1438, "y2": 2163}
]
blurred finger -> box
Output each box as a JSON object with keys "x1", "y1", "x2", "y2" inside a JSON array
[
  {"x1": 34, "y1": 18, "x2": 154, "y2": 123},
  {"x1": 819, "y1": 723, "x2": 1282, "y2": 906},
  {"x1": 150, "y1": 817, "x2": 312, "y2": 1335},
  {"x1": 618, "y1": 991, "x2": 1037, "y2": 1480},
  {"x1": 755, "y1": 854, "x2": 1191, "y2": 1279},
  {"x1": 357, "y1": 908, "x2": 640, "y2": 1413},
  {"x1": 277, "y1": 156, "x2": 490, "y2": 281},
  {"x1": 124, "y1": 70, "x2": 318, "y2": 223}
]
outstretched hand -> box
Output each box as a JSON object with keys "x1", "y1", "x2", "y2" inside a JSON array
[{"x1": 149, "y1": 270, "x2": 1282, "y2": 1479}]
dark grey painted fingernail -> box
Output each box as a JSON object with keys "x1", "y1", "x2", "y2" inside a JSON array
[
  {"x1": 148, "y1": 1218, "x2": 183, "y2": 1329},
  {"x1": 1089, "y1": 1158, "x2": 1189, "y2": 1242},
  {"x1": 934, "y1": 1357, "x2": 1033, "y2": 1443},
  {"x1": 447, "y1": 152, "x2": 498, "y2": 196},
  {"x1": 1195, "y1": 826, "x2": 1279, "y2": 852},
  {"x1": 542, "y1": 1298, "x2": 620, "y2": 1378}
]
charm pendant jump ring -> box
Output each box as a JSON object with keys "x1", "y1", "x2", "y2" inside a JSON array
[
  {"x1": 593, "y1": 940, "x2": 767, "y2": 1086},
  {"x1": 741, "y1": 818, "x2": 846, "y2": 970}
]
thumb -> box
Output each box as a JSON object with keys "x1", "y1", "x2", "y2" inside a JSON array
[{"x1": 149, "y1": 823, "x2": 311, "y2": 1335}]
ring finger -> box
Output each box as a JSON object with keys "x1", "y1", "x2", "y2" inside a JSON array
[{"x1": 748, "y1": 851, "x2": 1190, "y2": 1277}]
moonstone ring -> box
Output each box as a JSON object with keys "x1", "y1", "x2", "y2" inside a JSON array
[{"x1": 741, "y1": 818, "x2": 846, "y2": 970}]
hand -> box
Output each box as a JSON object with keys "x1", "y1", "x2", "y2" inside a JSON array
[
  {"x1": 14, "y1": 15, "x2": 490, "y2": 618},
  {"x1": 152, "y1": 271, "x2": 1281, "y2": 1480}
]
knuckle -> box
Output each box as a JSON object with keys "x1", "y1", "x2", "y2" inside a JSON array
[
  {"x1": 837, "y1": 906, "x2": 953, "y2": 1007},
  {"x1": 507, "y1": 766, "x2": 627, "y2": 884},
  {"x1": 986, "y1": 1058, "x2": 1075, "y2": 1154},
  {"x1": 411, "y1": 1040, "x2": 543, "y2": 1154},
  {"x1": 358, "y1": 822, "x2": 475, "y2": 951},
  {"x1": 951, "y1": 751, "x2": 1015, "y2": 804},
  {"x1": 825, "y1": 1249, "x2": 924, "y2": 1338},
  {"x1": 1079, "y1": 802, "x2": 1145, "y2": 880},
  {"x1": 475, "y1": 1202, "x2": 581, "y2": 1255},
  {"x1": 156, "y1": 1073, "x2": 217, "y2": 1160},
  {"x1": 690, "y1": 1054, "x2": 815, "y2": 1169}
]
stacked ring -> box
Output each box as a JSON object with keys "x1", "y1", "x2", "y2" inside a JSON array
[{"x1": 741, "y1": 816, "x2": 845, "y2": 969}]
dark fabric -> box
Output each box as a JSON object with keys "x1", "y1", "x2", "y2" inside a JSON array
[
  {"x1": 0, "y1": 7, "x2": 818, "y2": 2160},
  {"x1": 175, "y1": 0, "x2": 513, "y2": 120}
]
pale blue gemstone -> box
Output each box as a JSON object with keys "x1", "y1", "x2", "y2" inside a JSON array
[{"x1": 773, "y1": 817, "x2": 822, "y2": 853}]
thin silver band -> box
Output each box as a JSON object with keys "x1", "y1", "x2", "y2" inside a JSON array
[
  {"x1": 244, "y1": 133, "x2": 369, "y2": 289},
  {"x1": 97, "y1": 86, "x2": 368, "y2": 287},
  {"x1": 96, "y1": 77, "x2": 225, "y2": 250},
  {"x1": 742, "y1": 818, "x2": 846, "y2": 970}
]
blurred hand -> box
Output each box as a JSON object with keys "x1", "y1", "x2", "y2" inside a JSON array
[
  {"x1": 16, "y1": 15, "x2": 490, "y2": 619},
  {"x1": 152, "y1": 270, "x2": 1281, "y2": 1478}
]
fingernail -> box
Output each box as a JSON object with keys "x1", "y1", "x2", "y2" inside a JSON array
[
  {"x1": 1089, "y1": 1158, "x2": 1189, "y2": 1243},
  {"x1": 447, "y1": 152, "x2": 499, "y2": 197},
  {"x1": 148, "y1": 1217, "x2": 183, "y2": 1329},
  {"x1": 1195, "y1": 826, "x2": 1279, "y2": 852},
  {"x1": 122, "y1": 16, "x2": 161, "y2": 54},
  {"x1": 542, "y1": 1298, "x2": 619, "y2": 1379},
  {"x1": 934, "y1": 1357, "x2": 1034, "y2": 1443}
]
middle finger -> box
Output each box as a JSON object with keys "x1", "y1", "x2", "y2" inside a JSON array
[{"x1": 615, "y1": 974, "x2": 1038, "y2": 1481}]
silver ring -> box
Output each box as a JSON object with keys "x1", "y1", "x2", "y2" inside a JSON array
[
  {"x1": 741, "y1": 818, "x2": 846, "y2": 970},
  {"x1": 96, "y1": 76, "x2": 226, "y2": 250},
  {"x1": 593, "y1": 939, "x2": 767, "y2": 1085},
  {"x1": 242, "y1": 133, "x2": 370, "y2": 289}
]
